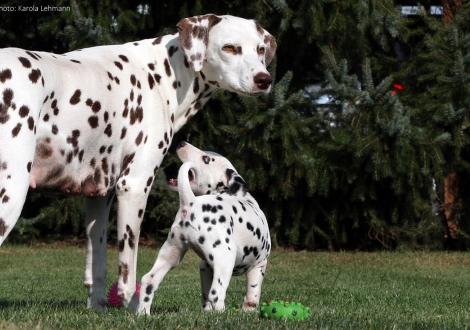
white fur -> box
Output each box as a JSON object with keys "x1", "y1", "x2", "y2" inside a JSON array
[
  {"x1": 0, "y1": 14, "x2": 275, "y2": 312},
  {"x1": 138, "y1": 142, "x2": 271, "y2": 314}
]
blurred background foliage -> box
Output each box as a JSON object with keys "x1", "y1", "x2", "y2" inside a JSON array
[{"x1": 2, "y1": 0, "x2": 470, "y2": 250}]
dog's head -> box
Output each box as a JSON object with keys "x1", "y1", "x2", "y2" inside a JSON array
[
  {"x1": 168, "y1": 141, "x2": 248, "y2": 197},
  {"x1": 177, "y1": 14, "x2": 277, "y2": 95}
]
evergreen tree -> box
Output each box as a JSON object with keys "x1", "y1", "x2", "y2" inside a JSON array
[{"x1": 3, "y1": 0, "x2": 470, "y2": 250}]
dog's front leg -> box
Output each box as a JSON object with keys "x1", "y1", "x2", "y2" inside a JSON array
[
  {"x1": 83, "y1": 194, "x2": 114, "y2": 312},
  {"x1": 115, "y1": 185, "x2": 148, "y2": 312},
  {"x1": 242, "y1": 259, "x2": 267, "y2": 311}
]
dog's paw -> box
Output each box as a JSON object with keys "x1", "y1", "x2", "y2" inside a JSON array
[{"x1": 242, "y1": 301, "x2": 258, "y2": 312}]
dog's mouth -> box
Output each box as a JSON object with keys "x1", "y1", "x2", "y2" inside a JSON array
[{"x1": 167, "y1": 168, "x2": 195, "y2": 189}]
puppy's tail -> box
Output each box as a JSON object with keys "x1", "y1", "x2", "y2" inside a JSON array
[{"x1": 177, "y1": 161, "x2": 199, "y2": 206}]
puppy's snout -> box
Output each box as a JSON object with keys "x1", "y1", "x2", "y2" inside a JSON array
[
  {"x1": 177, "y1": 141, "x2": 187, "y2": 150},
  {"x1": 253, "y1": 72, "x2": 272, "y2": 90}
]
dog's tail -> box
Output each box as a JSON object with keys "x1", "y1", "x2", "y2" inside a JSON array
[{"x1": 177, "y1": 161, "x2": 199, "y2": 206}]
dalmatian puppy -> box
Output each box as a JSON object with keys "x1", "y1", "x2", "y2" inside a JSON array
[
  {"x1": 137, "y1": 142, "x2": 271, "y2": 314},
  {"x1": 0, "y1": 14, "x2": 276, "y2": 312}
]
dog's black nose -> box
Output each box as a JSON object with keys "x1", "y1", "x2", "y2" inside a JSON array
[
  {"x1": 177, "y1": 141, "x2": 187, "y2": 149},
  {"x1": 254, "y1": 72, "x2": 272, "y2": 90}
]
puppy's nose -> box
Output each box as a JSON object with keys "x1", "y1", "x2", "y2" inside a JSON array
[
  {"x1": 254, "y1": 72, "x2": 272, "y2": 90},
  {"x1": 177, "y1": 141, "x2": 187, "y2": 150}
]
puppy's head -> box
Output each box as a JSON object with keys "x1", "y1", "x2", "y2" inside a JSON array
[{"x1": 168, "y1": 141, "x2": 248, "y2": 196}]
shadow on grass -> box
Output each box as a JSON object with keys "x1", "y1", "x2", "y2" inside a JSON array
[
  {"x1": 151, "y1": 305, "x2": 182, "y2": 314},
  {"x1": 0, "y1": 299, "x2": 84, "y2": 309}
]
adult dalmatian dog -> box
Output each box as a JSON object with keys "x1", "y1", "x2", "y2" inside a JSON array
[
  {"x1": 0, "y1": 14, "x2": 276, "y2": 312},
  {"x1": 138, "y1": 142, "x2": 271, "y2": 314}
]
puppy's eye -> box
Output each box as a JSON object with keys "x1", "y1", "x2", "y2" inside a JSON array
[
  {"x1": 202, "y1": 156, "x2": 210, "y2": 164},
  {"x1": 223, "y1": 45, "x2": 235, "y2": 53},
  {"x1": 258, "y1": 47, "x2": 265, "y2": 55}
]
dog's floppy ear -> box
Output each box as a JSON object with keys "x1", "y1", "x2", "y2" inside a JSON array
[
  {"x1": 177, "y1": 14, "x2": 222, "y2": 72},
  {"x1": 253, "y1": 20, "x2": 277, "y2": 66},
  {"x1": 225, "y1": 168, "x2": 248, "y2": 196}
]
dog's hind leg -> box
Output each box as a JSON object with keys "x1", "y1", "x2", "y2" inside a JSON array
[
  {"x1": 137, "y1": 229, "x2": 188, "y2": 315},
  {"x1": 199, "y1": 260, "x2": 213, "y2": 310},
  {"x1": 206, "y1": 254, "x2": 235, "y2": 311},
  {"x1": 242, "y1": 259, "x2": 267, "y2": 311},
  {"x1": 83, "y1": 194, "x2": 114, "y2": 312}
]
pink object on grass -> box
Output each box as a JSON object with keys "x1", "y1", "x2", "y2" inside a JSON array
[{"x1": 107, "y1": 282, "x2": 141, "y2": 307}]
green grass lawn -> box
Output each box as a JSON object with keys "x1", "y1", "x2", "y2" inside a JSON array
[{"x1": 1, "y1": 246, "x2": 470, "y2": 329}]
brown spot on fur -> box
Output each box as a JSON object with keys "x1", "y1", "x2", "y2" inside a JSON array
[
  {"x1": 122, "y1": 152, "x2": 135, "y2": 171},
  {"x1": 104, "y1": 124, "x2": 112, "y2": 137},
  {"x1": 148, "y1": 73, "x2": 155, "y2": 90},
  {"x1": 114, "y1": 61, "x2": 123, "y2": 70},
  {"x1": 118, "y1": 55, "x2": 129, "y2": 62},
  {"x1": 25, "y1": 51, "x2": 40, "y2": 61},
  {"x1": 36, "y1": 143, "x2": 53, "y2": 159},
  {"x1": 12, "y1": 123, "x2": 22, "y2": 137},
  {"x1": 18, "y1": 57, "x2": 31, "y2": 68},
  {"x1": 120, "y1": 263, "x2": 129, "y2": 284},
  {"x1": 66, "y1": 151, "x2": 73, "y2": 164},
  {"x1": 126, "y1": 225, "x2": 135, "y2": 249},
  {"x1": 94, "y1": 167, "x2": 101, "y2": 184},
  {"x1": 164, "y1": 59, "x2": 171, "y2": 77},
  {"x1": 102, "y1": 158, "x2": 109, "y2": 174},
  {"x1": 168, "y1": 46, "x2": 178, "y2": 57},
  {"x1": 27, "y1": 117, "x2": 34, "y2": 131},
  {"x1": 19, "y1": 105, "x2": 29, "y2": 118},
  {"x1": 88, "y1": 116, "x2": 99, "y2": 128},
  {"x1": 28, "y1": 69, "x2": 41, "y2": 83},
  {"x1": 0, "y1": 69, "x2": 12, "y2": 83},
  {"x1": 70, "y1": 89, "x2": 81, "y2": 105},
  {"x1": 135, "y1": 131, "x2": 143, "y2": 146},
  {"x1": 92, "y1": 101, "x2": 101, "y2": 113},
  {"x1": 0, "y1": 218, "x2": 8, "y2": 236}
]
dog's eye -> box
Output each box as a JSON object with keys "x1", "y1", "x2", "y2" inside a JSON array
[
  {"x1": 223, "y1": 45, "x2": 235, "y2": 53},
  {"x1": 258, "y1": 47, "x2": 265, "y2": 55},
  {"x1": 202, "y1": 156, "x2": 211, "y2": 164}
]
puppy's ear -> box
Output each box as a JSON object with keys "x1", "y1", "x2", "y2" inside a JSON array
[
  {"x1": 177, "y1": 14, "x2": 222, "y2": 72},
  {"x1": 225, "y1": 168, "x2": 248, "y2": 196}
]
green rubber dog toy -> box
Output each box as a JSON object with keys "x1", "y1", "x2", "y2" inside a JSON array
[{"x1": 260, "y1": 300, "x2": 309, "y2": 321}]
